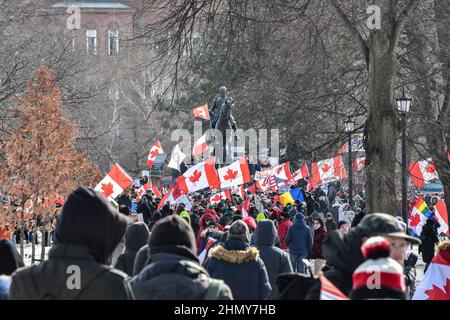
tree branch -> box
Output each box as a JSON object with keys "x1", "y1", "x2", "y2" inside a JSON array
[{"x1": 328, "y1": 0, "x2": 369, "y2": 66}]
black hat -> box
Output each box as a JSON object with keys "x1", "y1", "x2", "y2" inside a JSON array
[
  {"x1": 358, "y1": 213, "x2": 421, "y2": 245},
  {"x1": 149, "y1": 215, "x2": 196, "y2": 253}
]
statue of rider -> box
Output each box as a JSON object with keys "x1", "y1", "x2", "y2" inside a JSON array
[{"x1": 210, "y1": 86, "x2": 236, "y2": 129}]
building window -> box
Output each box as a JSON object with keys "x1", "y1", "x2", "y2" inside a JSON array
[
  {"x1": 86, "y1": 29, "x2": 97, "y2": 55},
  {"x1": 108, "y1": 29, "x2": 119, "y2": 56}
]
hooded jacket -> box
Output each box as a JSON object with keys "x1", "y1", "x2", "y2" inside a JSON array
[
  {"x1": 115, "y1": 223, "x2": 150, "y2": 276},
  {"x1": 0, "y1": 239, "x2": 24, "y2": 276},
  {"x1": 285, "y1": 214, "x2": 313, "y2": 256},
  {"x1": 206, "y1": 238, "x2": 271, "y2": 300},
  {"x1": 277, "y1": 218, "x2": 293, "y2": 251},
  {"x1": 131, "y1": 245, "x2": 232, "y2": 300},
  {"x1": 254, "y1": 220, "x2": 292, "y2": 299},
  {"x1": 9, "y1": 188, "x2": 133, "y2": 300}
]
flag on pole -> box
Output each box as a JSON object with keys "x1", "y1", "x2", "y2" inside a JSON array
[
  {"x1": 210, "y1": 190, "x2": 232, "y2": 204},
  {"x1": 353, "y1": 157, "x2": 366, "y2": 171},
  {"x1": 242, "y1": 198, "x2": 250, "y2": 218},
  {"x1": 193, "y1": 134, "x2": 209, "y2": 157},
  {"x1": 408, "y1": 196, "x2": 433, "y2": 237},
  {"x1": 176, "y1": 158, "x2": 220, "y2": 194},
  {"x1": 156, "y1": 185, "x2": 182, "y2": 211},
  {"x1": 147, "y1": 141, "x2": 164, "y2": 169},
  {"x1": 434, "y1": 199, "x2": 449, "y2": 236},
  {"x1": 168, "y1": 144, "x2": 187, "y2": 172},
  {"x1": 292, "y1": 164, "x2": 309, "y2": 181},
  {"x1": 409, "y1": 160, "x2": 439, "y2": 189},
  {"x1": 272, "y1": 162, "x2": 293, "y2": 180},
  {"x1": 218, "y1": 157, "x2": 251, "y2": 189},
  {"x1": 338, "y1": 134, "x2": 364, "y2": 154},
  {"x1": 280, "y1": 188, "x2": 304, "y2": 207},
  {"x1": 192, "y1": 103, "x2": 210, "y2": 120},
  {"x1": 310, "y1": 156, "x2": 347, "y2": 189},
  {"x1": 95, "y1": 163, "x2": 133, "y2": 201}
]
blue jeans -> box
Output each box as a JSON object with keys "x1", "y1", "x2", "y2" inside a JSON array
[{"x1": 290, "y1": 253, "x2": 306, "y2": 274}]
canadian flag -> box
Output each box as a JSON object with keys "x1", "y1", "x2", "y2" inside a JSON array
[
  {"x1": 192, "y1": 103, "x2": 210, "y2": 120},
  {"x1": 137, "y1": 182, "x2": 162, "y2": 198},
  {"x1": 413, "y1": 248, "x2": 450, "y2": 300},
  {"x1": 353, "y1": 157, "x2": 366, "y2": 171},
  {"x1": 218, "y1": 157, "x2": 251, "y2": 189},
  {"x1": 95, "y1": 163, "x2": 133, "y2": 200},
  {"x1": 209, "y1": 190, "x2": 232, "y2": 204},
  {"x1": 310, "y1": 156, "x2": 347, "y2": 188},
  {"x1": 176, "y1": 158, "x2": 220, "y2": 194},
  {"x1": 409, "y1": 160, "x2": 439, "y2": 189},
  {"x1": 292, "y1": 164, "x2": 309, "y2": 181},
  {"x1": 272, "y1": 162, "x2": 292, "y2": 180},
  {"x1": 231, "y1": 185, "x2": 245, "y2": 198},
  {"x1": 241, "y1": 198, "x2": 250, "y2": 218},
  {"x1": 147, "y1": 141, "x2": 164, "y2": 169},
  {"x1": 157, "y1": 185, "x2": 182, "y2": 211},
  {"x1": 193, "y1": 134, "x2": 209, "y2": 157},
  {"x1": 435, "y1": 199, "x2": 449, "y2": 236}
]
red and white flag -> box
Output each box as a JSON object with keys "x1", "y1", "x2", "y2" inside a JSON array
[
  {"x1": 231, "y1": 185, "x2": 245, "y2": 198},
  {"x1": 241, "y1": 198, "x2": 250, "y2": 218},
  {"x1": 218, "y1": 157, "x2": 251, "y2": 189},
  {"x1": 310, "y1": 156, "x2": 347, "y2": 188},
  {"x1": 157, "y1": 185, "x2": 182, "y2": 211},
  {"x1": 409, "y1": 160, "x2": 439, "y2": 189},
  {"x1": 292, "y1": 164, "x2": 309, "y2": 181},
  {"x1": 193, "y1": 134, "x2": 209, "y2": 157},
  {"x1": 192, "y1": 103, "x2": 210, "y2": 120},
  {"x1": 137, "y1": 182, "x2": 162, "y2": 198},
  {"x1": 271, "y1": 162, "x2": 292, "y2": 181},
  {"x1": 435, "y1": 199, "x2": 449, "y2": 236},
  {"x1": 320, "y1": 275, "x2": 349, "y2": 300},
  {"x1": 168, "y1": 144, "x2": 187, "y2": 171},
  {"x1": 95, "y1": 163, "x2": 133, "y2": 200},
  {"x1": 147, "y1": 141, "x2": 164, "y2": 169},
  {"x1": 413, "y1": 247, "x2": 450, "y2": 300},
  {"x1": 176, "y1": 158, "x2": 220, "y2": 194},
  {"x1": 353, "y1": 157, "x2": 366, "y2": 172},
  {"x1": 209, "y1": 190, "x2": 232, "y2": 204},
  {"x1": 198, "y1": 237, "x2": 217, "y2": 263}
]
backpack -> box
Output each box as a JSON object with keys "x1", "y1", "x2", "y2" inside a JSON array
[{"x1": 203, "y1": 278, "x2": 224, "y2": 300}]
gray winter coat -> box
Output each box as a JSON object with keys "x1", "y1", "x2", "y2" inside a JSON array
[{"x1": 254, "y1": 220, "x2": 293, "y2": 299}]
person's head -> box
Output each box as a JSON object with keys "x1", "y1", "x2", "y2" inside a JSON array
[
  {"x1": 326, "y1": 213, "x2": 333, "y2": 220},
  {"x1": 130, "y1": 212, "x2": 138, "y2": 222},
  {"x1": 55, "y1": 187, "x2": 129, "y2": 264},
  {"x1": 338, "y1": 221, "x2": 349, "y2": 234},
  {"x1": 351, "y1": 236, "x2": 407, "y2": 300},
  {"x1": 313, "y1": 218, "x2": 324, "y2": 231},
  {"x1": 219, "y1": 86, "x2": 227, "y2": 95},
  {"x1": 294, "y1": 200, "x2": 301, "y2": 208},
  {"x1": 383, "y1": 235, "x2": 410, "y2": 266},
  {"x1": 227, "y1": 220, "x2": 250, "y2": 243},
  {"x1": 149, "y1": 215, "x2": 196, "y2": 254}
]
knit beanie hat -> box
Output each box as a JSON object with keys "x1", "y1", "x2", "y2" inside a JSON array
[
  {"x1": 227, "y1": 220, "x2": 250, "y2": 243},
  {"x1": 350, "y1": 236, "x2": 407, "y2": 300},
  {"x1": 149, "y1": 215, "x2": 196, "y2": 253}
]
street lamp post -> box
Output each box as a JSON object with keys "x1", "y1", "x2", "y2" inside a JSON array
[
  {"x1": 396, "y1": 89, "x2": 412, "y2": 222},
  {"x1": 345, "y1": 117, "x2": 355, "y2": 207}
]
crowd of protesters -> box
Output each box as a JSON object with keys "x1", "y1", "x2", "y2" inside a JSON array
[{"x1": 0, "y1": 177, "x2": 449, "y2": 300}]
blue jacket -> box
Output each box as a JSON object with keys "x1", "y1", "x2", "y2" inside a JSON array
[
  {"x1": 285, "y1": 213, "x2": 313, "y2": 256},
  {"x1": 206, "y1": 239, "x2": 271, "y2": 300}
]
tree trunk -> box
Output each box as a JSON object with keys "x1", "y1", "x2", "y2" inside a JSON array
[
  {"x1": 41, "y1": 228, "x2": 46, "y2": 261},
  {"x1": 31, "y1": 230, "x2": 36, "y2": 263},
  {"x1": 364, "y1": 21, "x2": 400, "y2": 215}
]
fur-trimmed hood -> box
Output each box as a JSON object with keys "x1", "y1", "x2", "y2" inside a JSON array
[{"x1": 209, "y1": 240, "x2": 259, "y2": 264}]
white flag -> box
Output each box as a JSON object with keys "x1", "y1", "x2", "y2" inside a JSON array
[{"x1": 168, "y1": 144, "x2": 186, "y2": 171}]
